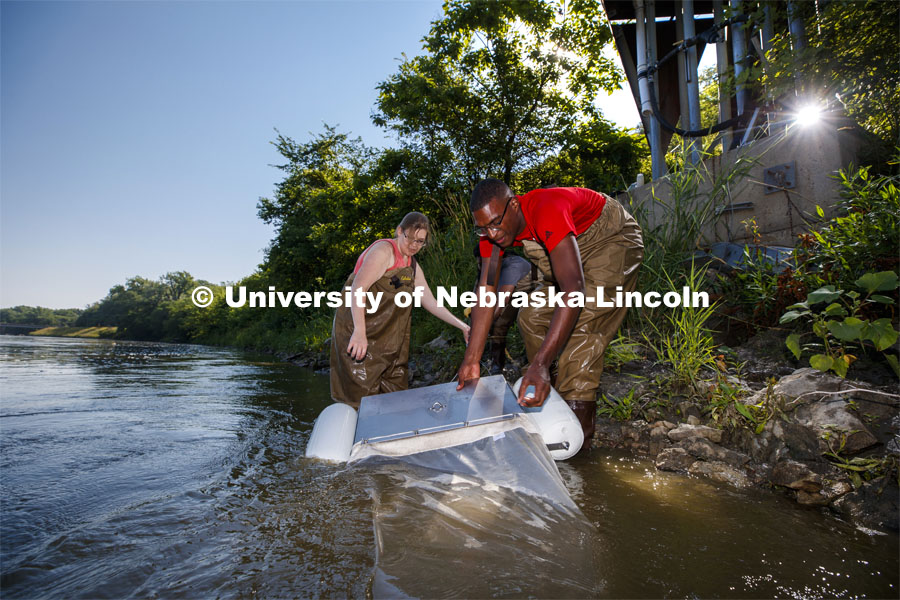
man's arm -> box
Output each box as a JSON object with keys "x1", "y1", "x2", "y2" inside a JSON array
[{"x1": 516, "y1": 234, "x2": 585, "y2": 407}]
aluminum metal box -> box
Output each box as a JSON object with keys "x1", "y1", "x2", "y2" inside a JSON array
[{"x1": 354, "y1": 375, "x2": 523, "y2": 445}]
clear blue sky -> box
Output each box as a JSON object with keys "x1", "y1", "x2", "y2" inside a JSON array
[{"x1": 1, "y1": 0, "x2": 641, "y2": 309}]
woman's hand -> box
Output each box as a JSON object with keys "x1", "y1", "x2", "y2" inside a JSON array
[
  {"x1": 461, "y1": 323, "x2": 471, "y2": 345},
  {"x1": 346, "y1": 329, "x2": 368, "y2": 362}
]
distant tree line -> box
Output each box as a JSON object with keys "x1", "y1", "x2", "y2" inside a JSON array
[
  {"x1": 1, "y1": 306, "x2": 83, "y2": 327},
  {"x1": 74, "y1": 271, "x2": 214, "y2": 341}
]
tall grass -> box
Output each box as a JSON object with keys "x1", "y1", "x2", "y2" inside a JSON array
[
  {"x1": 198, "y1": 305, "x2": 334, "y2": 355},
  {"x1": 640, "y1": 261, "x2": 720, "y2": 391},
  {"x1": 616, "y1": 145, "x2": 764, "y2": 394},
  {"x1": 413, "y1": 190, "x2": 478, "y2": 346},
  {"x1": 624, "y1": 144, "x2": 761, "y2": 331}
]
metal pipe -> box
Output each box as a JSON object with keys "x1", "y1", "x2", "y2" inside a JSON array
[
  {"x1": 675, "y1": 9, "x2": 691, "y2": 140},
  {"x1": 729, "y1": 0, "x2": 748, "y2": 118},
  {"x1": 761, "y1": 3, "x2": 778, "y2": 136},
  {"x1": 762, "y1": 2, "x2": 775, "y2": 52},
  {"x1": 634, "y1": 0, "x2": 653, "y2": 117},
  {"x1": 683, "y1": 0, "x2": 702, "y2": 163},
  {"x1": 788, "y1": 0, "x2": 807, "y2": 93},
  {"x1": 788, "y1": 0, "x2": 806, "y2": 51},
  {"x1": 713, "y1": 0, "x2": 732, "y2": 153},
  {"x1": 611, "y1": 25, "x2": 650, "y2": 135},
  {"x1": 646, "y1": 0, "x2": 665, "y2": 179}
]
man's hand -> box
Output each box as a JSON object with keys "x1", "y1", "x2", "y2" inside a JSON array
[
  {"x1": 515, "y1": 234, "x2": 583, "y2": 407},
  {"x1": 456, "y1": 359, "x2": 481, "y2": 391},
  {"x1": 517, "y1": 362, "x2": 551, "y2": 407}
]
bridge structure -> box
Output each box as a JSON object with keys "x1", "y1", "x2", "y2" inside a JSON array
[{"x1": 601, "y1": 0, "x2": 865, "y2": 248}]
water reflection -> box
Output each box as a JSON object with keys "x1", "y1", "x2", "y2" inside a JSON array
[
  {"x1": 1, "y1": 336, "x2": 370, "y2": 598},
  {"x1": 580, "y1": 452, "x2": 898, "y2": 599},
  {"x1": 0, "y1": 336, "x2": 897, "y2": 599}
]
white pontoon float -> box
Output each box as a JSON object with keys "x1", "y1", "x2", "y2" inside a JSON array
[{"x1": 305, "y1": 375, "x2": 583, "y2": 463}]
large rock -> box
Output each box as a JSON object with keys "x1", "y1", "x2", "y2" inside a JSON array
[
  {"x1": 795, "y1": 401, "x2": 878, "y2": 455},
  {"x1": 770, "y1": 460, "x2": 823, "y2": 492},
  {"x1": 655, "y1": 447, "x2": 696, "y2": 473},
  {"x1": 832, "y1": 477, "x2": 899, "y2": 532},
  {"x1": 683, "y1": 439, "x2": 751, "y2": 468},
  {"x1": 775, "y1": 422, "x2": 822, "y2": 462},
  {"x1": 731, "y1": 426, "x2": 778, "y2": 463},
  {"x1": 649, "y1": 420, "x2": 676, "y2": 431},
  {"x1": 796, "y1": 490, "x2": 831, "y2": 506},
  {"x1": 688, "y1": 461, "x2": 750, "y2": 488},
  {"x1": 747, "y1": 368, "x2": 879, "y2": 455},
  {"x1": 667, "y1": 424, "x2": 724, "y2": 444},
  {"x1": 743, "y1": 368, "x2": 846, "y2": 406},
  {"x1": 649, "y1": 426, "x2": 669, "y2": 439},
  {"x1": 797, "y1": 480, "x2": 854, "y2": 507}
]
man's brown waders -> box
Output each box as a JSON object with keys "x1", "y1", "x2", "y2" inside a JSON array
[
  {"x1": 517, "y1": 196, "x2": 643, "y2": 452},
  {"x1": 487, "y1": 261, "x2": 537, "y2": 374},
  {"x1": 330, "y1": 260, "x2": 417, "y2": 408}
]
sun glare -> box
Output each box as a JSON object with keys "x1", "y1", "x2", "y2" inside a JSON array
[{"x1": 796, "y1": 104, "x2": 822, "y2": 127}]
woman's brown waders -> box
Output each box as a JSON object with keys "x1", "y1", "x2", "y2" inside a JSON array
[
  {"x1": 517, "y1": 197, "x2": 643, "y2": 453},
  {"x1": 330, "y1": 261, "x2": 417, "y2": 408}
]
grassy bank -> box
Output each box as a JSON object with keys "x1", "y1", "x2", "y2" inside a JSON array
[{"x1": 31, "y1": 326, "x2": 118, "y2": 338}]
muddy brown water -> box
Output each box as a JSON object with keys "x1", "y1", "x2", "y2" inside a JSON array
[{"x1": 1, "y1": 335, "x2": 896, "y2": 598}]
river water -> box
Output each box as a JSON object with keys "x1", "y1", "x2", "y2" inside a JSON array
[{"x1": 0, "y1": 335, "x2": 896, "y2": 598}]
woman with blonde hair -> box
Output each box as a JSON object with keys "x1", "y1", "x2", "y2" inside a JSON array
[{"x1": 330, "y1": 212, "x2": 470, "y2": 407}]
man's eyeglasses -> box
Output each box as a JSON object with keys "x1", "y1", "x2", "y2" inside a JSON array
[
  {"x1": 403, "y1": 232, "x2": 428, "y2": 248},
  {"x1": 473, "y1": 196, "x2": 513, "y2": 237}
]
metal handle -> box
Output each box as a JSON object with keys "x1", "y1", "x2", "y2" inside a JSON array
[{"x1": 546, "y1": 442, "x2": 570, "y2": 452}]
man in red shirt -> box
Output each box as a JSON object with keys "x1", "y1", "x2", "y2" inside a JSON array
[{"x1": 456, "y1": 178, "x2": 643, "y2": 454}]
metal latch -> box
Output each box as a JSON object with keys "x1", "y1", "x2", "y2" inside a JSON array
[{"x1": 546, "y1": 441, "x2": 570, "y2": 451}]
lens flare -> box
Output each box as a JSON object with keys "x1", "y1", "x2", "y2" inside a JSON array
[{"x1": 796, "y1": 105, "x2": 822, "y2": 126}]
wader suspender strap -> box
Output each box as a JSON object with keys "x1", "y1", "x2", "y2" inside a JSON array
[
  {"x1": 411, "y1": 257, "x2": 418, "y2": 280},
  {"x1": 485, "y1": 244, "x2": 501, "y2": 289}
]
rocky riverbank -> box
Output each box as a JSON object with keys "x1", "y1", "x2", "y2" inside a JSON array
[{"x1": 596, "y1": 367, "x2": 898, "y2": 532}]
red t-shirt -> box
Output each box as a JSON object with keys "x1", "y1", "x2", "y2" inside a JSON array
[{"x1": 478, "y1": 187, "x2": 607, "y2": 257}]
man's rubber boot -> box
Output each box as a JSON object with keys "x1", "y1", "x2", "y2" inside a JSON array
[{"x1": 566, "y1": 400, "x2": 597, "y2": 454}]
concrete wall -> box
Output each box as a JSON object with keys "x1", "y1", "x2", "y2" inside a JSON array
[{"x1": 621, "y1": 121, "x2": 866, "y2": 248}]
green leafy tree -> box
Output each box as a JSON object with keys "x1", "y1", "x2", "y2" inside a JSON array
[
  {"x1": 373, "y1": 0, "x2": 627, "y2": 185},
  {"x1": 76, "y1": 272, "x2": 202, "y2": 341},
  {"x1": 515, "y1": 117, "x2": 648, "y2": 193},
  {"x1": 257, "y1": 126, "x2": 425, "y2": 291}
]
